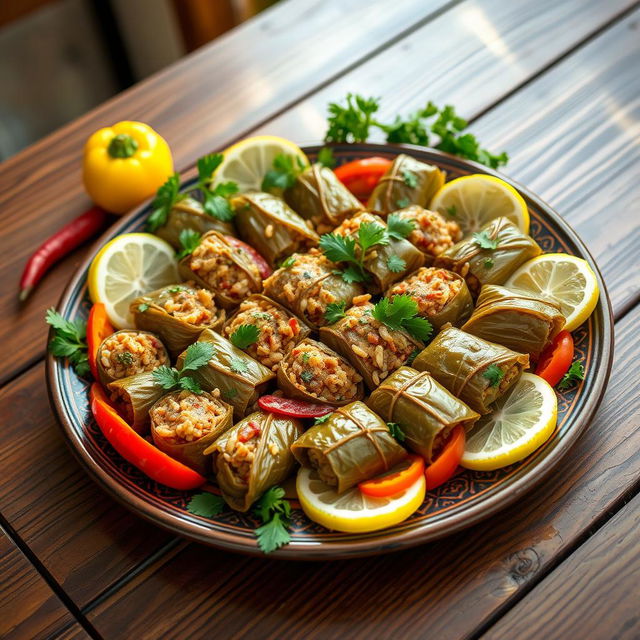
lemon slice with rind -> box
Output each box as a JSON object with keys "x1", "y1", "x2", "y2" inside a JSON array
[
  {"x1": 296, "y1": 467, "x2": 425, "y2": 533},
  {"x1": 430, "y1": 174, "x2": 529, "y2": 235},
  {"x1": 461, "y1": 373, "x2": 557, "y2": 471},
  {"x1": 88, "y1": 233, "x2": 178, "y2": 329},
  {"x1": 505, "y1": 253, "x2": 599, "y2": 332},
  {"x1": 211, "y1": 135, "x2": 309, "y2": 192}
]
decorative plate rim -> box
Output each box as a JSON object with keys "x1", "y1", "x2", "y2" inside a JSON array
[{"x1": 46, "y1": 142, "x2": 614, "y2": 559}]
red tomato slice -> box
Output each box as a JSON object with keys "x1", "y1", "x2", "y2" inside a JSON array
[
  {"x1": 90, "y1": 383, "x2": 206, "y2": 490},
  {"x1": 334, "y1": 157, "x2": 392, "y2": 200},
  {"x1": 257, "y1": 395, "x2": 333, "y2": 419},
  {"x1": 425, "y1": 425, "x2": 465, "y2": 491},
  {"x1": 225, "y1": 235, "x2": 272, "y2": 279},
  {"x1": 536, "y1": 330, "x2": 574, "y2": 387},
  {"x1": 359, "y1": 455, "x2": 425, "y2": 498},
  {"x1": 87, "y1": 303, "x2": 115, "y2": 380}
]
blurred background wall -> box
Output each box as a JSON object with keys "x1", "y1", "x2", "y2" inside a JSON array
[{"x1": 0, "y1": 0, "x2": 279, "y2": 160}]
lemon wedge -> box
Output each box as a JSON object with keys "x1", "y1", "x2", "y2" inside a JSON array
[
  {"x1": 211, "y1": 135, "x2": 309, "y2": 192},
  {"x1": 296, "y1": 467, "x2": 425, "y2": 533},
  {"x1": 461, "y1": 373, "x2": 557, "y2": 471},
  {"x1": 430, "y1": 174, "x2": 529, "y2": 235},
  {"x1": 505, "y1": 253, "x2": 599, "y2": 332},
  {"x1": 88, "y1": 233, "x2": 178, "y2": 328}
]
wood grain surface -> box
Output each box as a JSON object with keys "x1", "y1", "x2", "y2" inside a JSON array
[
  {"x1": 0, "y1": 530, "x2": 81, "y2": 639},
  {"x1": 482, "y1": 493, "x2": 640, "y2": 640}
]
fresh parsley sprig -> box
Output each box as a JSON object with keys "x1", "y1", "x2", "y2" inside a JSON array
[
  {"x1": 387, "y1": 422, "x2": 406, "y2": 443},
  {"x1": 176, "y1": 229, "x2": 202, "y2": 260},
  {"x1": 262, "y1": 153, "x2": 306, "y2": 194},
  {"x1": 254, "y1": 486, "x2": 291, "y2": 553},
  {"x1": 153, "y1": 342, "x2": 215, "y2": 394},
  {"x1": 317, "y1": 147, "x2": 336, "y2": 169},
  {"x1": 324, "y1": 301, "x2": 346, "y2": 324},
  {"x1": 46, "y1": 308, "x2": 90, "y2": 377},
  {"x1": 386, "y1": 213, "x2": 415, "y2": 241},
  {"x1": 473, "y1": 230, "x2": 499, "y2": 250},
  {"x1": 230, "y1": 324, "x2": 260, "y2": 349},
  {"x1": 482, "y1": 364, "x2": 505, "y2": 387},
  {"x1": 370, "y1": 295, "x2": 433, "y2": 342},
  {"x1": 557, "y1": 361, "x2": 585, "y2": 391},
  {"x1": 146, "y1": 153, "x2": 238, "y2": 232},
  {"x1": 187, "y1": 492, "x2": 225, "y2": 517},
  {"x1": 324, "y1": 94, "x2": 508, "y2": 169}
]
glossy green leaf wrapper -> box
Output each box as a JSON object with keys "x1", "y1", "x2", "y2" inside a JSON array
[
  {"x1": 205, "y1": 410, "x2": 303, "y2": 512},
  {"x1": 291, "y1": 401, "x2": 407, "y2": 493},
  {"x1": 155, "y1": 196, "x2": 235, "y2": 249},
  {"x1": 462, "y1": 285, "x2": 565, "y2": 359},
  {"x1": 176, "y1": 329, "x2": 275, "y2": 419},
  {"x1": 178, "y1": 230, "x2": 263, "y2": 309},
  {"x1": 231, "y1": 191, "x2": 319, "y2": 267},
  {"x1": 434, "y1": 217, "x2": 541, "y2": 295},
  {"x1": 150, "y1": 390, "x2": 233, "y2": 474},
  {"x1": 412, "y1": 326, "x2": 529, "y2": 414},
  {"x1": 367, "y1": 367, "x2": 479, "y2": 462},
  {"x1": 367, "y1": 154, "x2": 445, "y2": 215},
  {"x1": 131, "y1": 284, "x2": 225, "y2": 358},
  {"x1": 107, "y1": 371, "x2": 164, "y2": 434},
  {"x1": 263, "y1": 251, "x2": 364, "y2": 329},
  {"x1": 95, "y1": 330, "x2": 170, "y2": 387},
  {"x1": 285, "y1": 163, "x2": 363, "y2": 233}
]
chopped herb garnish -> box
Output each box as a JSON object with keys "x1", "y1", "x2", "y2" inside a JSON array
[
  {"x1": 230, "y1": 324, "x2": 260, "y2": 349},
  {"x1": 45, "y1": 308, "x2": 90, "y2": 377},
  {"x1": 176, "y1": 228, "x2": 202, "y2": 260},
  {"x1": 557, "y1": 361, "x2": 585, "y2": 391},
  {"x1": 168, "y1": 285, "x2": 185, "y2": 293},
  {"x1": 396, "y1": 197, "x2": 410, "y2": 209},
  {"x1": 230, "y1": 356, "x2": 250, "y2": 375},
  {"x1": 324, "y1": 301, "x2": 347, "y2": 324},
  {"x1": 482, "y1": 364, "x2": 504, "y2": 387},
  {"x1": 387, "y1": 422, "x2": 406, "y2": 443},
  {"x1": 371, "y1": 295, "x2": 433, "y2": 342},
  {"x1": 137, "y1": 303, "x2": 149, "y2": 313},
  {"x1": 116, "y1": 352, "x2": 134, "y2": 366},
  {"x1": 317, "y1": 147, "x2": 336, "y2": 168},
  {"x1": 300, "y1": 370, "x2": 314, "y2": 383},
  {"x1": 386, "y1": 213, "x2": 415, "y2": 240},
  {"x1": 262, "y1": 153, "x2": 306, "y2": 194},
  {"x1": 301, "y1": 352, "x2": 311, "y2": 363},
  {"x1": 445, "y1": 205, "x2": 457, "y2": 218},
  {"x1": 152, "y1": 342, "x2": 215, "y2": 394},
  {"x1": 314, "y1": 413, "x2": 332, "y2": 425},
  {"x1": 254, "y1": 486, "x2": 291, "y2": 553},
  {"x1": 386, "y1": 255, "x2": 406, "y2": 273},
  {"x1": 252, "y1": 311, "x2": 272, "y2": 321},
  {"x1": 473, "y1": 231, "x2": 499, "y2": 250},
  {"x1": 187, "y1": 492, "x2": 225, "y2": 517},
  {"x1": 402, "y1": 170, "x2": 418, "y2": 187},
  {"x1": 279, "y1": 255, "x2": 297, "y2": 269}
]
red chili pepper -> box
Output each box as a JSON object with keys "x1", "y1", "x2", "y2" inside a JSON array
[
  {"x1": 258, "y1": 395, "x2": 334, "y2": 419},
  {"x1": 19, "y1": 206, "x2": 109, "y2": 301},
  {"x1": 86, "y1": 303, "x2": 115, "y2": 380},
  {"x1": 90, "y1": 383, "x2": 206, "y2": 490},
  {"x1": 224, "y1": 235, "x2": 273, "y2": 279},
  {"x1": 238, "y1": 420, "x2": 261, "y2": 442},
  {"x1": 288, "y1": 317, "x2": 299, "y2": 334}
]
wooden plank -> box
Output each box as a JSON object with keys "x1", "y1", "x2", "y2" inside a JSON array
[
  {"x1": 482, "y1": 493, "x2": 640, "y2": 640},
  {"x1": 0, "y1": 363, "x2": 174, "y2": 607},
  {"x1": 0, "y1": 0, "x2": 451, "y2": 384},
  {"x1": 87, "y1": 295, "x2": 640, "y2": 640},
  {"x1": 0, "y1": 529, "x2": 80, "y2": 640}
]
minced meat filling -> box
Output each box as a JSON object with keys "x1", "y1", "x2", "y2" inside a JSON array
[
  {"x1": 222, "y1": 297, "x2": 302, "y2": 370},
  {"x1": 189, "y1": 234, "x2": 260, "y2": 301},
  {"x1": 395, "y1": 206, "x2": 461, "y2": 256},
  {"x1": 340, "y1": 300, "x2": 416, "y2": 387},
  {"x1": 162, "y1": 283, "x2": 218, "y2": 326},
  {"x1": 308, "y1": 449, "x2": 337, "y2": 486},
  {"x1": 99, "y1": 331, "x2": 168, "y2": 380},
  {"x1": 219, "y1": 421, "x2": 263, "y2": 484},
  {"x1": 151, "y1": 390, "x2": 227, "y2": 444},
  {"x1": 388, "y1": 268, "x2": 462, "y2": 316},
  {"x1": 286, "y1": 341, "x2": 362, "y2": 404}
]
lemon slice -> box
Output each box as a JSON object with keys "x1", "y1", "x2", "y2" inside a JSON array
[
  {"x1": 461, "y1": 373, "x2": 557, "y2": 471},
  {"x1": 505, "y1": 253, "x2": 599, "y2": 331},
  {"x1": 296, "y1": 467, "x2": 425, "y2": 533},
  {"x1": 211, "y1": 135, "x2": 309, "y2": 192},
  {"x1": 430, "y1": 174, "x2": 529, "y2": 235},
  {"x1": 88, "y1": 233, "x2": 178, "y2": 328}
]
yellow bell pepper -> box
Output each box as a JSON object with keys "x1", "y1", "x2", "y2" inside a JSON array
[{"x1": 83, "y1": 121, "x2": 173, "y2": 215}]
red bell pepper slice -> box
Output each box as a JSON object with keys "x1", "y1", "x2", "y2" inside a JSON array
[
  {"x1": 87, "y1": 303, "x2": 115, "y2": 380},
  {"x1": 90, "y1": 383, "x2": 206, "y2": 490},
  {"x1": 359, "y1": 454, "x2": 425, "y2": 497},
  {"x1": 535, "y1": 330, "x2": 574, "y2": 387},
  {"x1": 334, "y1": 157, "x2": 393, "y2": 200},
  {"x1": 225, "y1": 235, "x2": 273, "y2": 279},
  {"x1": 257, "y1": 395, "x2": 334, "y2": 419},
  {"x1": 425, "y1": 425, "x2": 466, "y2": 491}
]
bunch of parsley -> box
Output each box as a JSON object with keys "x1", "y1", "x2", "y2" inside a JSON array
[{"x1": 46, "y1": 309, "x2": 90, "y2": 377}]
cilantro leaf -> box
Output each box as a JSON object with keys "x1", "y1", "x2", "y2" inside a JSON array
[
  {"x1": 319, "y1": 233, "x2": 357, "y2": 264},
  {"x1": 396, "y1": 197, "x2": 410, "y2": 209},
  {"x1": 261, "y1": 153, "x2": 305, "y2": 193},
  {"x1": 482, "y1": 364, "x2": 504, "y2": 387},
  {"x1": 254, "y1": 486, "x2": 291, "y2": 554},
  {"x1": 371, "y1": 295, "x2": 431, "y2": 342},
  {"x1": 279, "y1": 255, "x2": 296, "y2": 269},
  {"x1": 402, "y1": 170, "x2": 418, "y2": 187},
  {"x1": 358, "y1": 221, "x2": 388, "y2": 253},
  {"x1": 324, "y1": 301, "x2": 346, "y2": 324},
  {"x1": 222, "y1": 387, "x2": 239, "y2": 401},
  {"x1": 325, "y1": 93, "x2": 381, "y2": 143},
  {"x1": 182, "y1": 342, "x2": 215, "y2": 372},
  {"x1": 230, "y1": 356, "x2": 249, "y2": 375},
  {"x1": 473, "y1": 231, "x2": 499, "y2": 250},
  {"x1": 401, "y1": 315, "x2": 433, "y2": 342},
  {"x1": 317, "y1": 147, "x2": 336, "y2": 168},
  {"x1": 386, "y1": 213, "x2": 415, "y2": 240},
  {"x1": 557, "y1": 361, "x2": 585, "y2": 391},
  {"x1": 202, "y1": 193, "x2": 235, "y2": 222},
  {"x1": 146, "y1": 173, "x2": 183, "y2": 232},
  {"x1": 45, "y1": 309, "x2": 90, "y2": 377},
  {"x1": 387, "y1": 422, "x2": 406, "y2": 443},
  {"x1": 197, "y1": 153, "x2": 224, "y2": 183},
  {"x1": 386, "y1": 255, "x2": 406, "y2": 273},
  {"x1": 178, "y1": 376, "x2": 203, "y2": 394},
  {"x1": 176, "y1": 229, "x2": 202, "y2": 260},
  {"x1": 137, "y1": 303, "x2": 149, "y2": 313},
  {"x1": 153, "y1": 366, "x2": 181, "y2": 390},
  {"x1": 230, "y1": 324, "x2": 260, "y2": 349},
  {"x1": 314, "y1": 413, "x2": 333, "y2": 425},
  {"x1": 300, "y1": 370, "x2": 314, "y2": 383},
  {"x1": 187, "y1": 492, "x2": 225, "y2": 517},
  {"x1": 338, "y1": 264, "x2": 368, "y2": 284}
]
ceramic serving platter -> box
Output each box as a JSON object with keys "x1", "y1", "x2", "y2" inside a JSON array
[{"x1": 47, "y1": 143, "x2": 614, "y2": 559}]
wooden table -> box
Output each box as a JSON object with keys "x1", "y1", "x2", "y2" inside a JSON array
[{"x1": 1, "y1": 0, "x2": 639, "y2": 637}]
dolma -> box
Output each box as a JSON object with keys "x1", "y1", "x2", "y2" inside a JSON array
[
  {"x1": 107, "y1": 371, "x2": 164, "y2": 434},
  {"x1": 390, "y1": 205, "x2": 462, "y2": 257}
]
